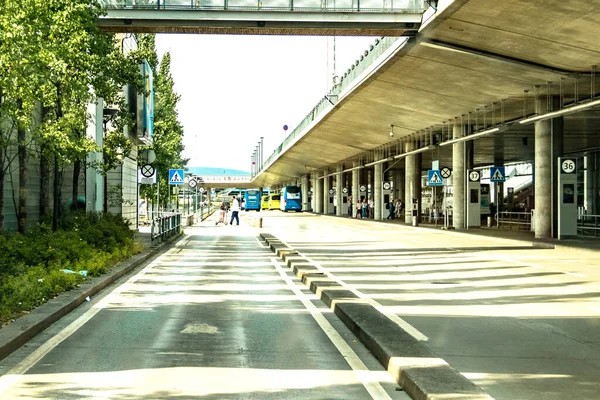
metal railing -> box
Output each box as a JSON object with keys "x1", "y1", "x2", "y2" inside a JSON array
[
  {"x1": 577, "y1": 213, "x2": 600, "y2": 238},
  {"x1": 99, "y1": 0, "x2": 427, "y2": 12},
  {"x1": 151, "y1": 212, "x2": 182, "y2": 241},
  {"x1": 496, "y1": 211, "x2": 533, "y2": 231}
]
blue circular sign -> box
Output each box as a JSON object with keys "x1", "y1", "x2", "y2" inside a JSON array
[{"x1": 283, "y1": 125, "x2": 288, "y2": 131}]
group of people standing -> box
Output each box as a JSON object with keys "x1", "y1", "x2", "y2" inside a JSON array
[{"x1": 346, "y1": 196, "x2": 403, "y2": 220}]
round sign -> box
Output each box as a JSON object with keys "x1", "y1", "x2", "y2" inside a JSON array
[
  {"x1": 328, "y1": 189, "x2": 334, "y2": 195},
  {"x1": 283, "y1": 125, "x2": 288, "y2": 131},
  {"x1": 359, "y1": 185, "x2": 366, "y2": 192},
  {"x1": 469, "y1": 171, "x2": 480, "y2": 182},
  {"x1": 342, "y1": 187, "x2": 348, "y2": 194},
  {"x1": 188, "y1": 178, "x2": 197, "y2": 188},
  {"x1": 141, "y1": 164, "x2": 155, "y2": 178},
  {"x1": 383, "y1": 182, "x2": 391, "y2": 190},
  {"x1": 199, "y1": 187, "x2": 206, "y2": 193},
  {"x1": 561, "y1": 159, "x2": 576, "y2": 174},
  {"x1": 440, "y1": 167, "x2": 452, "y2": 179}
]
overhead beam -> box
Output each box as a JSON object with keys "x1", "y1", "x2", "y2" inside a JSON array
[{"x1": 98, "y1": 9, "x2": 423, "y2": 35}]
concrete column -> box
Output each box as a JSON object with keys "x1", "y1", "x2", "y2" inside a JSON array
[
  {"x1": 336, "y1": 166, "x2": 343, "y2": 216},
  {"x1": 405, "y1": 142, "x2": 422, "y2": 224},
  {"x1": 452, "y1": 123, "x2": 466, "y2": 229},
  {"x1": 534, "y1": 97, "x2": 563, "y2": 239},
  {"x1": 315, "y1": 172, "x2": 323, "y2": 213},
  {"x1": 352, "y1": 161, "x2": 360, "y2": 216},
  {"x1": 323, "y1": 171, "x2": 330, "y2": 214},
  {"x1": 374, "y1": 160, "x2": 383, "y2": 220},
  {"x1": 301, "y1": 175, "x2": 309, "y2": 211},
  {"x1": 311, "y1": 172, "x2": 318, "y2": 212}
]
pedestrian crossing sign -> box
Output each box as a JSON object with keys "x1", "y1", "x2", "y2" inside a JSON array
[
  {"x1": 490, "y1": 166, "x2": 506, "y2": 182},
  {"x1": 427, "y1": 170, "x2": 443, "y2": 186},
  {"x1": 169, "y1": 169, "x2": 185, "y2": 185}
]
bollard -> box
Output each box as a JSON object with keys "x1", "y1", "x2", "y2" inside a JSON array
[
  {"x1": 487, "y1": 216, "x2": 492, "y2": 227},
  {"x1": 259, "y1": 217, "x2": 263, "y2": 228}
]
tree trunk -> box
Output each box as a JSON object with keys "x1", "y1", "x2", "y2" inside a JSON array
[
  {"x1": 17, "y1": 100, "x2": 27, "y2": 234},
  {"x1": 52, "y1": 85, "x2": 62, "y2": 231},
  {"x1": 72, "y1": 157, "x2": 81, "y2": 208},
  {"x1": 0, "y1": 146, "x2": 4, "y2": 231},
  {"x1": 40, "y1": 146, "x2": 50, "y2": 218}
]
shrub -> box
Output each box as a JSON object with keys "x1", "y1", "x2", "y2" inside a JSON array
[{"x1": 0, "y1": 212, "x2": 139, "y2": 325}]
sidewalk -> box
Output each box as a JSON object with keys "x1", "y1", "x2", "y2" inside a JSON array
[{"x1": 328, "y1": 212, "x2": 600, "y2": 255}]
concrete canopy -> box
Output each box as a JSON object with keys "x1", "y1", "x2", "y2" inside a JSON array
[{"x1": 252, "y1": 0, "x2": 600, "y2": 189}]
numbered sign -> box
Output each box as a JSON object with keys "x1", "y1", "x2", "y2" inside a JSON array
[{"x1": 561, "y1": 158, "x2": 576, "y2": 174}]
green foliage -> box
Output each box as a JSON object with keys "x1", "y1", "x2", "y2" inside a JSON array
[
  {"x1": 138, "y1": 36, "x2": 188, "y2": 207},
  {"x1": 0, "y1": 212, "x2": 138, "y2": 324}
]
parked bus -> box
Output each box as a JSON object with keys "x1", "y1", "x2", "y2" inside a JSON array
[
  {"x1": 267, "y1": 194, "x2": 280, "y2": 210},
  {"x1": 280, "y1": 185, "x2": 302, "y2": 212},
  {"x1": 244, "y1": 189, "x2": 261, "y2": 211},
  {"x1": 261, "y1": 195, "x2": 269, "y2": 210}
]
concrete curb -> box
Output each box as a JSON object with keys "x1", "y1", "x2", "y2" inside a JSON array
[
  {"x1": 260, "y1": 232, "x2": 493, "y2": 400},
  {"x1": 0, "y1": 233, "x2": 183, "y2": 363}
]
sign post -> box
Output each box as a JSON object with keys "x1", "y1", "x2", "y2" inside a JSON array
[
  {"x1": 439, "y1": 167, "x2": 452, "y2": 229},
  {"x1": 558, "y1": 157, "x2": 577, "y2": 239}
]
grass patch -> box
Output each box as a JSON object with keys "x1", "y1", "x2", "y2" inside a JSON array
[{"x1": 0, "y1": 212, "x2": 142, "y2": 326}]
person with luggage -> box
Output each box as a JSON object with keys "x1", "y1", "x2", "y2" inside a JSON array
[{"x1": 215, "y1": 202, "x2": 228, "y2": 225}]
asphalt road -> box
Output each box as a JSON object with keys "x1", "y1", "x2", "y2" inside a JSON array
[
  {"x1": 255, "y1": 210, "x2": 600, "y2": 400},
  {"x1": 0, "y1": 219, "x2": 408, "y2": 399}
]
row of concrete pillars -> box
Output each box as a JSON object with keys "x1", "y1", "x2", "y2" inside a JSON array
[{"x1": 288, "y1": 98, "x2": 563, "y2": 239}]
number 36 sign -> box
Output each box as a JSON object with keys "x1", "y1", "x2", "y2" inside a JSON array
[{"x1": 560, "y1": 158, "x2": 576, "y2": 174}]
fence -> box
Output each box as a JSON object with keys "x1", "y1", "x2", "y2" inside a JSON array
[
  {"x1": 151, "y1": 212, "x2": 181, "y2": 241},
  {"x1": 496, "y1": 211, "x2": 533, "y2": 231},
  {"x1": 577, "y1": 213, "x2": 600, "y2": 238}
]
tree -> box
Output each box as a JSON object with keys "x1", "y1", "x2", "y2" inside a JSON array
[
  {"x1": 1, "y1": 0, "x2": 147, "y2": 230},
  {"x1": 137, "y1": 35, "x2": 188, "y2": 210}
]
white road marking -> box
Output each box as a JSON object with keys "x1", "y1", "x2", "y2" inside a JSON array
[
  {"x1": 0, "y1": 237, "x2": 188, "y2": 396},
  {"x1": 587, "y1": 306, "x2": 600, "y2": 313},
  {"x1": 271, "y1": 235, "x2": 428, "y2": 342},
  {"x1": 270, "y1": 257, "x2": 393, "y2": 400},
  {"x1": 563, "y1": 271, "x2": 586, "y2": 277}
]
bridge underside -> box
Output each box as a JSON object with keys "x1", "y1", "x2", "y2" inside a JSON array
[
  {"x1": 98, "y1": 9, "x2": 424, "y2": 36},
  {"x1": 249, "y1": 0, "x2": 600, "y2": 188}
]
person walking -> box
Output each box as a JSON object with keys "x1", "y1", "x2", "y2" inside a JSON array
[
  {"x1": 361, "y1": 199, "x2": 368, "y2": 219},
  {"x1": 229, "y1": 196, "x2": 240, "y2": 226},
  {"x1": 347, "y1": 196, "x2": 353, "y2": 217},
  {"x1": 356, "y1": 198, "x2": 362, "y2": 219},
  {"x1": 387, "y1": 199, "x2": 395, "y2": 220}
]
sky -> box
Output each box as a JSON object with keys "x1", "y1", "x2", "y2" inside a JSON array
[{"x1": 154, "y1": 34, "x2": 378, "y2": 173}]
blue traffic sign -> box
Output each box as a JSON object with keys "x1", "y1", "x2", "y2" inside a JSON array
[
  {"x1": 427, "y1": 170, "x2": 443, "y2": 186},
  {"x1": 169, "y1": 169, "x2": 185, "y2": 185},
  {"x1": 490, "y1": 166, "x2": 506, "y2": 182}
]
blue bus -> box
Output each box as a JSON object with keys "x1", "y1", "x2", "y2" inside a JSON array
[
  {"x1": 280, "y1": 186, "x2": 302, "y2": 212},
  {"x1": 244, "y1": 189, "x2": 262, "y2": 211}
]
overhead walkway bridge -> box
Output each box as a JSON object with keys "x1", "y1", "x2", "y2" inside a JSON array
[{"x1": 98, "y1": 0, "x2": 428, "y2": 35}]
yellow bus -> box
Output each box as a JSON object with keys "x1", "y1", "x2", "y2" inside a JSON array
[{"x1": 267, "y1": 194, "x2": 281, "y2": 210}]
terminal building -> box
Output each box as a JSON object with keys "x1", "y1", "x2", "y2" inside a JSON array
[{"x1": 245, "y1": 1, "x2": 600, "y2": 240}]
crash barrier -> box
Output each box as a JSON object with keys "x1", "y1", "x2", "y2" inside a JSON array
[
  {"x1": 577, "y1": 213, "x2": 600, "y2": 238},
  {"x1": 496, "y1": 211, "x2": 533, "y2": 231}
]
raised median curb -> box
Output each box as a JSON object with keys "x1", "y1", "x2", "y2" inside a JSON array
[
  {"x1": 0, "y1": 233, "x2": 184, "y2": 363},
  {"x1": 261, "y1": 231, "x2": 493, "y2": 400}
]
